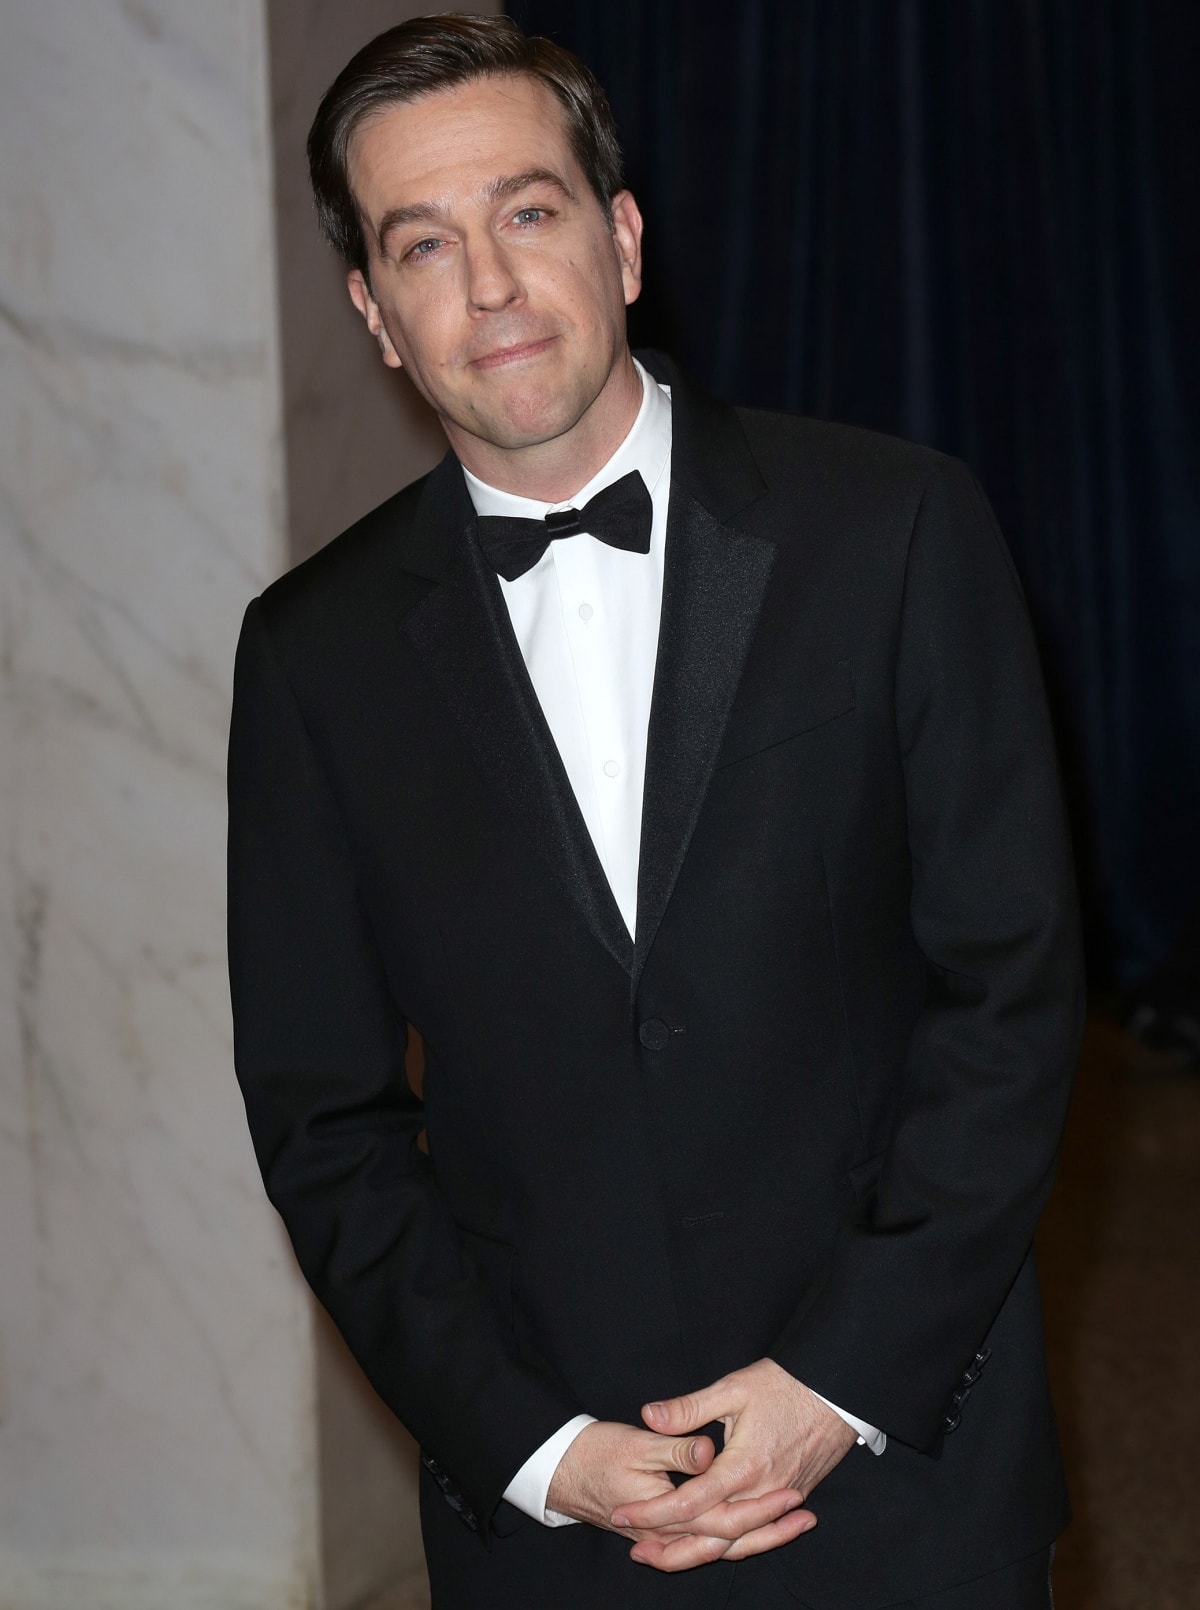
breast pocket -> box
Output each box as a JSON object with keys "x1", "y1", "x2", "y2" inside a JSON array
[{"x1": 715, "y1": 658, "x2": 856, "y2": 769}]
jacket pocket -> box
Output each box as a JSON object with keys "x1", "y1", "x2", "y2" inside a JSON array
[{"x1": 715, "y1": 658, "x2": 855, "y2": 769}]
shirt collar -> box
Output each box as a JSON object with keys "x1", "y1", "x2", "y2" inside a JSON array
[{"x1": 462, "y1": 357, "x2": 672, "y2": 519}]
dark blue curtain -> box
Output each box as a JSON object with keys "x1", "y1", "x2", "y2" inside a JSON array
[{"x1": 510, "y1": 0, "x2": 1200, "y2": 985}]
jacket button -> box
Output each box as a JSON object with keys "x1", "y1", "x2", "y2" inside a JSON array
[{"x1": 638, "y1": 1018, "x2": 672, "y2": 1051}]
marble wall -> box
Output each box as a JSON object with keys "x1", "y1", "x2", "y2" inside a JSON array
[
  {"x1": 0, "y1": 0, "x2": 315, "y2": 1599},
  {"x1": 0, "y1": 3, "x2": 506, "y2": 1603}
]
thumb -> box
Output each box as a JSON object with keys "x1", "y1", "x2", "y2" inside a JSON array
[
  {"x1": 642, "y1": 1382, "x2": 724, "y2": 1435},
  {"x1": 661, "y1": 1432, "x2": 714, "y2": 1476}
]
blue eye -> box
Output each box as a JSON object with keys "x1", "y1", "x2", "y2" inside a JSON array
[{"x1": 513, "y1": 208, "x2": 544, "y2": 225}]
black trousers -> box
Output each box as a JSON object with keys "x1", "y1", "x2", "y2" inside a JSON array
[{"x1": 726, "y1": 1546, "x2": 1054, "y2": 1609}]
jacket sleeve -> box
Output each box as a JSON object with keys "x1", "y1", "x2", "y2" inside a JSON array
[
  {"x1": 769, "y1": 456, "x2": 1085, "y2": 1452},
  {"x1": 227, "y1": 596, "x2": 582, "y2": 1535}
]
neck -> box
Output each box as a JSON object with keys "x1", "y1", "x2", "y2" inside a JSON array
[{"x1": 449, "y1": 349, "x2": 643, "y2": 503}]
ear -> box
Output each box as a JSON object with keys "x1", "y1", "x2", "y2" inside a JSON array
[
  {"x1": 346, "y1": 269, "x2": 403, "y2": 369},
  {"x1": 609, "y1": 190, "x2": 644, "y2": 308}
]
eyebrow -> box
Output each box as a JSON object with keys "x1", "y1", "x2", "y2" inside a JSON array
[
  {"x1": 375, "y1": 168, "x2": 577, "y2": 257},
  {"x1": 484, "y1": 168, "x2": 577, "y2": 206}
]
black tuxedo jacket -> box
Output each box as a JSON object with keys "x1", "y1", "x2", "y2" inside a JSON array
[{"x1": 228, "y1": 354, "x2": 1083, "y2": 1609}]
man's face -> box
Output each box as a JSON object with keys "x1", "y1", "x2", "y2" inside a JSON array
[{"x1": 345, "y1": 75, "x2": 643, "y2": 466}]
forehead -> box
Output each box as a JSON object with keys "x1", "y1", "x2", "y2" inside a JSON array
[{"x1": 347, "y1": 74, "x2": 578, "y2": 219}]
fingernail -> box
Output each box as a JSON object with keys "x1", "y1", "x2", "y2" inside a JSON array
[
  {"x1": 645, "y1": 1401, "x2": 665, "y2": 1421},
  {"x1": 798, "y1": 1515, "x2": 817, "y2": 1532},
  {"x1": 690, "y1": 1439, "x2": 705, "y2": 1463},
  {"x1": 612, "y1": 1512, "x2": 629, "y2": 1529}
]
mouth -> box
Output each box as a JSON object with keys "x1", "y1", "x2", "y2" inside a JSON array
[{"x1": 469, "y1": 335, "x2": 558, "y2": 371}]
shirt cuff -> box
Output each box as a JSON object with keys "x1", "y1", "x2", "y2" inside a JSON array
[
  {"x1": 502, "y1": 1413, "x2": 598, "y2": 1526},
  {"x1": 811, "y1": 1390, "x2": 887, "y2": 1454}
]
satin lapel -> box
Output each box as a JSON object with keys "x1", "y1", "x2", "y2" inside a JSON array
[
  {"x1": 632, "y1": 392, "x2": 776, "y2": 989},
  {"x1": 401, "y1": 515, "x2": 634, "y2": 976}
]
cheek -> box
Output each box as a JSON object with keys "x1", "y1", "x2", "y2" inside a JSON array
[
  {"x1": 384, "y1": 297, "x2": 454, "y2": 371},
  {"x1": 550, "y1": 256, "x2": 626, "y2": 334}
]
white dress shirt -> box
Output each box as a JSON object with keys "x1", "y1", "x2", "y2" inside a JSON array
[
  {"x1": 464, "y1": 361, "x2": 884, "y2": 1527},
  {"x1": 465, "y1": 360, "x2": 671, "y2": 939}
]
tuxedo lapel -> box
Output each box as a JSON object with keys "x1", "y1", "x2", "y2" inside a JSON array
[
  {"x1": 396, "y1": 362, "x2": 775, "y2": 989},
  {"x1": 400, "y1": 455, "x2": 634, "y2": 976},
  {"x1": 633, "y1": 493, "x2": 775, "y2": 987},
  {"x1": 632, "y1": 355, "x2": 775, "y2": 987}
]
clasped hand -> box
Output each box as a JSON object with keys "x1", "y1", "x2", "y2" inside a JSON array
[{"x1": 545, "y1": 1359, "x2": 857, "y2": 1572}]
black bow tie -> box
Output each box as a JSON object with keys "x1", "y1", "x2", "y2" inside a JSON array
[{"x1": 475, "y1": 470, "x2": 653, "y2": 581}]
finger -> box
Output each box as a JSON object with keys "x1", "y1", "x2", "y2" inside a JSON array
[
  {"x1": 613, "y1": 1458, "x2": 758, "y2": 1531},
  {"x1": 630, "y1": 1531, "x2": 731, "y2": 1572},
  {"x1": 720, "y1": 1506, "x2": 818, "y2": 1561},
  {"x1": 631, "y1": 1507, "x2": 815, "y2": 1573},
  {"x1": 635, "y1": 1432, "x2": 714, "y2": 1478},
  {"x1": 647, "y1": 1488, "x2": 807, "y2": 1544},
  {"x1": 641, "y1": 1379, "x2": 732, "y2": 1435}
]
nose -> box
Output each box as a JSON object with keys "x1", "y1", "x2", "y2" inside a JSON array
[{"x1": 464, "y1": 233, "x2": 523, "y2": 313}]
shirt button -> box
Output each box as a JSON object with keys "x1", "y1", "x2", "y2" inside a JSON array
[
  {"x1": 578, "y1": 602, "x2": 594, "y2": 622},
  {"x1": 603, "y1": 759, "x2": 621, "y2": 778}
]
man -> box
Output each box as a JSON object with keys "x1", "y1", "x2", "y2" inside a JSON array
[{"x1": 228, "y1": 15, "x2": 1083, "y2": 1608}]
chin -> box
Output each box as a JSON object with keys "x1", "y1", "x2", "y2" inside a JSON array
[{"x1": 475, "y1": 389, "x2": 588, "y2": 453}]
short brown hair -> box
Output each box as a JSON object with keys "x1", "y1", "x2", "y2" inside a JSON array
[{"x1": 307, "y1": 13, "x2": 625, "y2": 276}]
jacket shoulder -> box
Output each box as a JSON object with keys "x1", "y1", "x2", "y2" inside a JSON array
[
  {"x1": 255, "y1": 472, "x2": 436, "y2": 644},
  {"x1": 732, "y1": 407, "x2": 997, "y2": 584},
  {"x1": 734, "y1": 405, "x2": 953, "y2": 497}
]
